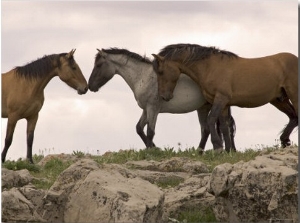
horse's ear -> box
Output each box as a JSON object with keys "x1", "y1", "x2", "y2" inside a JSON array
[
  {"x1": 152, "y1": 54, "x2": 164, "y2": 63},
  {"x1": 97, "y1": 48, "x2": 104, "y2": 57},
  {"x1": 66, "y1": 49, "x2": 76, "y2": 59},
  {"x1": 152, "y1": 54, "x2": 164, "y2": 73},
  {"x1": 97, "y1": 48, "x2": 106, "y2": 57}
]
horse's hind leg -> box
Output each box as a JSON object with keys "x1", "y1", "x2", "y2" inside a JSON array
[
  {"x1": 26, "y1": 114, "x2": 39, "y2": 164},
  {"x1": 228, "y1": 107, "x2": 237, "y2": 151},
  {"x1": 270, "y1": 98, "x2": 298, "y2": 147},
  {"x1": 197, "y1": 103, "x2": 211, "y2": 152},
  {"x1": 218, "y1": 106, "x2": 233, "y2": 152},
  {"x1": 2, "y1": 115, "x2": 18, "y2": 162}
]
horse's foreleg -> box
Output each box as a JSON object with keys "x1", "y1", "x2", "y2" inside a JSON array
[
  {"x1": 146, "y1": 108, "x2": 159, "y2": 148},
  {"x1": 26, "y1": 114, "x2": 39, "y2": 164},
  {"x1": 136, "y1": 110, "x2": 148, "y2": 147},
  {"x1": 197, "y1": 103, "x2": 212, "y2": 152},
  {"x1": 2, "y1": 116, "x2": 18, "y2": 163},
  {"x1": 208, "y1": 95, "x2": 230, "y2": 151}
]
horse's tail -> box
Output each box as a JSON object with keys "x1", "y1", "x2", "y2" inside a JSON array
[{"x1": 281, "y1": 53, "x2": 298, "y2": 115}]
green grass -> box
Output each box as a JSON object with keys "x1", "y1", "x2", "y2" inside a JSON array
[
  {"x1": 32, "y1": 158, "x2": 72, "y2": 189},
  {"x1": 92, "y1": 147, "x2": 262, "y2": 172},
  {"x1": 175, "y1": 206, "x2": 217, "y2": 222},
  {"x1": 2, "y1": 155, "x2": 72, "y2": 190},
  {"x1": 156, "y1": 176, "x2": 185, "y2": 189},
  {"x1": 2, "y1": 159, "x2": 40, "y2": 173}
]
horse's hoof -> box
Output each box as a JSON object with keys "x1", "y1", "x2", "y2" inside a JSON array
[
  {"x1": 281, "y1": 139, "x2": 291, "y2": 148},
  {"x1": 226, "y1": 148, "x2": 236, "y2": 153},
  {"x1": 214, "y1": 148, "x2": 224, "y2": 154},
  {"x1": 198, "y1": 148, "x2": 204, "y2": 155}
]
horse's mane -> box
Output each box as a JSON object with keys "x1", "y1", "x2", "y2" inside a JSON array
[
  {"x1": 158, "y1": 43, "x2": 238, "y2": 61},
  {"x1": 15, "y1": 53, "x2": 67, "y2": 79},
  {"x1": 101, "y1": 48, "x2": 152, "y2": 64}
]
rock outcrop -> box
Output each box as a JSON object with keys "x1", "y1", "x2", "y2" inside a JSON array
[
  {"x1": 210, "y1": 147, "x2": 298, "y2": 222},
  {"x1": 1, "y1": 147, "x2": 298, "y2": 222}
]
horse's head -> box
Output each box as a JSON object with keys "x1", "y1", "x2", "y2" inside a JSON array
[
  {"x1": 88, "y1": 49, "x2": 116, "y2": 92},
  {"x1": 152, "y1": 54, "x2": 180, "y2": 101},
  {"x1": 58, "y1": 49, "x2": 88, "y2": 95}
]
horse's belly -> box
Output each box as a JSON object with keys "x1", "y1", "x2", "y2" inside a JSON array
[
  {"x1": 160, "y1": 75, "x2": 206, "y2": 113},
  {"x1": 230, "y1": 89, "x2": 280, "y2": 108},
  {"x1": 1, "y1": 107, "x2": 8, "y2": 118}
]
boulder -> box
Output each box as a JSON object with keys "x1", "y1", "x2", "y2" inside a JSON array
[
  {"x1": 2, "y1": 168, "x2": 34, "y2": 189},
  {"x1": 2, "y1": 185, "x2": 46, "y2": 222},
  {"x1": 41, "y1": 159, "x2": 164, "y2": 223},
  {"x1": 162, "y1": 173, "x2": 214, "y2": 222},
  {"x1": 210, "y1": 147, "x2": 298, "y2": 222}
]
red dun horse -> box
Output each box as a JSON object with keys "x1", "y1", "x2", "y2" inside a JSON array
[
  {"x1": 153, "y1": 44, "x2": 298, "y2": 152},
  {"x1": 2, "y1": 49, "x2": 88, "y2": 163}
]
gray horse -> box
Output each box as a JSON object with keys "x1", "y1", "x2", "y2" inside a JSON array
[{"x1": 88, "y1": 48, "x2": 236, "y2": 152}]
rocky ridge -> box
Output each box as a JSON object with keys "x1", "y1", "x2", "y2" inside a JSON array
[{"x1": 1, "y1": 147, "x2": 298, "y2": 222}]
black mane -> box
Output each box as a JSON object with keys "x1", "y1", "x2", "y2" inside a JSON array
[
  {"x1": 15, "y1": 53, "x2": 67, "y2": 79},
  {"x1": 101, "y1": 48, "x2": 152, "y2": 64},
  {"x1": 158, "y1": 43, "x2": 238, "y2": 61}
]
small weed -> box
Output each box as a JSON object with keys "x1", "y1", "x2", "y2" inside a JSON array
[
  {"x1": 72, "y1": 150, "x2": 85, "y2": 158},
  {"x1": 33, "y1": 154, "x2": 44, "y2": 163}
]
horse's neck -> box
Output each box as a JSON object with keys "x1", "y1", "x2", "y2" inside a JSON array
[
  {"x1": 30, "y1": 70, "x2": 57, "y2": 95},
  {"x1": 178, "y1": 58, "x2": 214, "y2": 84},
  {"x1": 111, "y1": 56, "x2": 154, "y2": 91}
]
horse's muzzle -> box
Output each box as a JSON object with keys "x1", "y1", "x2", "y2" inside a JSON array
[
  {"x1": 88, "y1": 84, "x2": 99, "y2": 92},
  {"x1": 160, "y1": 93, "x2": 173, "y2": 102},
  {"x1": 77, "y1": 86, "x2": 88, "y2": 95}
]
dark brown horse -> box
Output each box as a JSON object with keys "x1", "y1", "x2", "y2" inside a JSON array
[
  {"x1": 153, "y1": 44, "x2": 298, "y2": 152},
  {"x1": 2, "y1": 49, "x2": 88, "y2": 163}
]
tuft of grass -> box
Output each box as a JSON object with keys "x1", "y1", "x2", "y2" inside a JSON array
[
  {"x1": 176, "y1": 206, "x2": 217, "y2": 222},
  {"x1": 199, "y1": 148, "x2": 261, "y2": 172},
  {"x1": 33, "y1": 158, "x2": 72, "y2": 189},
  {"x1": 2, "y1": 159, "x2": 40, "y2": 173},
  {"x1": 92, "y1": 147, "x2": 175, "y2": 164},
  {"x1": 156, "y1": 176, "x2": 184, "y2": 189},
  {"x1": 72, "y1": 150, "x2": 85, "y2": 158},
  {"x1": 32, "y1": 158, "x2": 72, "y2": 189}
]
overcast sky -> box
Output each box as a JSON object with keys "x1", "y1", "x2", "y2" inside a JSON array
[{"x1": 1, "y1": 1, "x2": 298, "y2": 161}]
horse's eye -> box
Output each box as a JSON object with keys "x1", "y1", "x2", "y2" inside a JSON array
[{"x1": 72, "y1": 67, "x2": 77, "y2": 70}]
